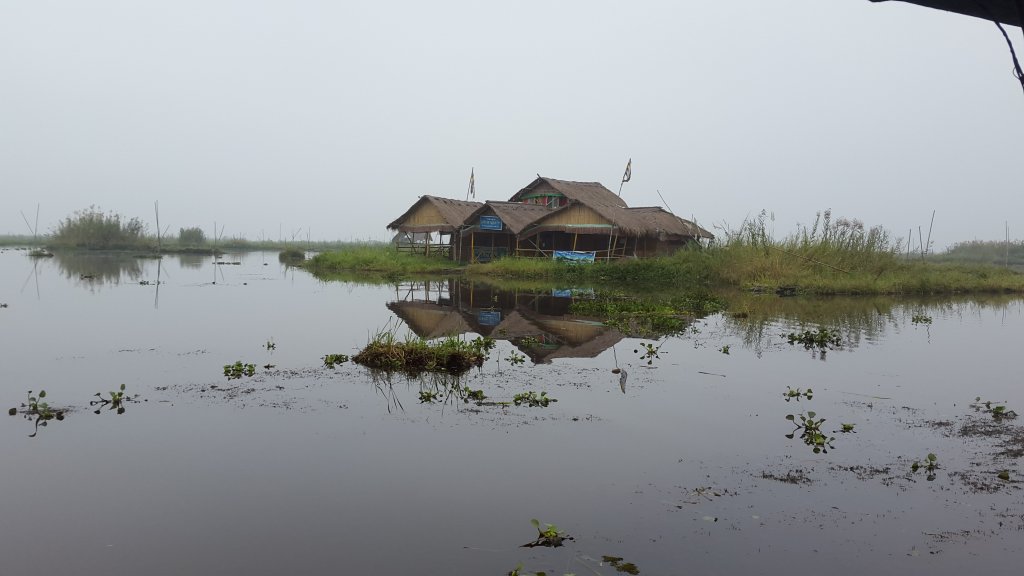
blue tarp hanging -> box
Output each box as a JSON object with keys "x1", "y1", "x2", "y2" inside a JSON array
[{"x1": 553, "y1": 250, "x2": 596, "y2": 263}]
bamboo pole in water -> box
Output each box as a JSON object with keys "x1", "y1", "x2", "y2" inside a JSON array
[
  {"x1": 925, "y1": 210, "x2": 935, "y2": 257},
  {"x1": 154, "y1": 201, "x2": 161, "y2": 251}
]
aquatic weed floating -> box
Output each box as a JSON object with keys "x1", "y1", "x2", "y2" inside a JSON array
[{"x1": 352, "y1": 328, "x2": 493, "y2": 374}]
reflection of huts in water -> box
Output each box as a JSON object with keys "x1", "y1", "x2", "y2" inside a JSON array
[
  {"x1": 388, "y1": 176, "x2": 713, "y2": 263},
  {"x1": 385, "y1": 281, "x2": 625, "y2": 364},
  {"x1": 386, "y1": 301, "x2": 470, "y2": 339},
  {"x1": 513, "y1": 310, "x2": 625, "y2": 364}
]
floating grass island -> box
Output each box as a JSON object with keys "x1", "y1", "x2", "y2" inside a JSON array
[{"x1": 352, "y1": 329, "x2": 496, "y2": 374}]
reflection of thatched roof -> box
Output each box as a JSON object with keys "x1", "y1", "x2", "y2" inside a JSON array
[
  {"x1": 510, "y1": 176, "x2": 626, "y2": 208},
  {"x1": 869, "y1": 0, "x2": 1021, "y2": 26},
  {"x1": 464, "y1": 309, "x2": 539, "y2": 338},
  {"x1": 463, "y1": 202, "x2": 556, "y2": 234},
  {"x1": 538, "y1": 327, "x2": 624, "y2": 363},
  {"x1": 387, "y1": 196, "x2": 483, "y2": 232},
  {"x1": 514, "y1": 308, "x2": 623, "y2": 363},
  {"x1": 527, "y1": 202, "x2": 714, "y2": 239},
  {"x1": 386, "y1": 301, "x2": 471, "y2": 339}
]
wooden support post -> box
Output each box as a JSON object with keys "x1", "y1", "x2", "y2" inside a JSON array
[
  {"x1": 572, "y1": 232, "x2": 578, "y2": 251},
  {"x1": 470, "y1": 232, "x2": 475, "y2": 264}
]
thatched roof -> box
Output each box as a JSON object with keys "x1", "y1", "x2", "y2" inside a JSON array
[
  {"x1": 624, "y1": 207, "x2": 715, "y2": 240},
  {"x1": 463, "y1": 201, "x2": 557, "y2": 235},
  {"x1": 387, "y1": 196, "x2": 483, "y2": 233},
  {"x1": 509, "y1": 176, "x2": 627, "y2": 208},
  {"x1": 869, "y1": 0, "x2": 1021, "y2": 26},
  {"x1": 525, "y1": 201, "x2": 714, "y2": 239}
]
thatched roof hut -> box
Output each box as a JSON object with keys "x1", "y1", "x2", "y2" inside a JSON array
[
  {"x1": 509, "y1": 176, "x2": 627, "y2": 209},
  {"x1": 387, "y1": 196, "x2": 482, "y2": 233},
  {"x1": 624, "y1": 207, "x2": 714, "y2": 240},
  {"x1": 463, "y1": 201, "x2": 557, "y2": 235},
  {"x1": 523, "y1": 201, "x2": 713, "y2": 241}
]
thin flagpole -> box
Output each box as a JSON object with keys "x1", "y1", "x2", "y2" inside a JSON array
[{"x1": 617, "y1": 158, "x2": 631, "y2": 196}]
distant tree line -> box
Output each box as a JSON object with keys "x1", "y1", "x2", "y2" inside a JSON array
[{"x1": 934, "y1": 239, "x2": 1024, "y2": 269}]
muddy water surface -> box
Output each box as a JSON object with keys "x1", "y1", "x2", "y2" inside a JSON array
[{"x1": 1, "y1": 249, "x2": 1023, "y2": 575}]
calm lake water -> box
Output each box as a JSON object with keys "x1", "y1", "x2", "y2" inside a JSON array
[{"x1": 2, "y1": 248, "x2": 1023, "y2": 575}]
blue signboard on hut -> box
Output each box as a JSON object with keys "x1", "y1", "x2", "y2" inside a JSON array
[
  {"x1": 479, "y1": 215, "x2": 503, "y2": 231},
  {"x1": 478, "y1": 310, "x2": 501, "y2": 326}
]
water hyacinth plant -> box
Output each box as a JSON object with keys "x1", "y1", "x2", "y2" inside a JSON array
[
  {"x1": 785, "y1": 411, "x2": 836, "y2": 454},
  {"x1": 224, "y1": 361, "x2": 257, "y2": 379},
  {"x1": 91, "y1": 383, "x2": 130, "y2": 414}
]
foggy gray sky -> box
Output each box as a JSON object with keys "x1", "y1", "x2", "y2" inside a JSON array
[{"x1": 2, "y1": 0, "x2": 1021, "y2": 249}]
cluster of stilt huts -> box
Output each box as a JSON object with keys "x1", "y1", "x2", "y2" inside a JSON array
[{"x1": 389, "y1": 176, "x2": 713, "y2": 263}]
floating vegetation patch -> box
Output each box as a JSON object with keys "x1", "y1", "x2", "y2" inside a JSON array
[
  {"x1": 518, "y1": 336, "x2": 540, "y2": 348},
  {"x1": 352, "y1": 328, "x2": 494, "y2": 374},
  {"x1": 91, "y1": 383, "x2": 131, "y2": 414},
  {"x1": 911, "y1": 314, "x2": 933, "y2": 325},
  {"x1": 911, "y1": 452, "x2": 939, "y2": 481},
  {"x1": 323, "y1": 354, "x2": 349, "y2": 368},
  {"x1": 634, "y1": 342, "x2": 662, "y2": 365},
  {"x1": 520, "y1": 518, "x2": 573, "y2": 548},
  {"x1": 840, "y1": 423, "x2": 856, "y2": 433},
  {"x1": 224, "y1": 361, "x2": 256, "y2": 379},
  {"x1": 829, "y1": 464, "x2": 890, "y2": 480},
  {"x1": 602, "y1": 556, "x2": 640, "y2": 575},
  {"x1": 786, "y1": 328, "x2": 842, "y2": 350},
  {"x1": 505, "y1": 351, "x2": 526, "y2": 366},
  {"x1": 278, "y1": 248, "x2": 305, "y2": 264},
  {"x1": 418, "y1": 390, "x2": 438, "y2": 404},
  {"x1": 971, "y1": 397, "x2": 1018, "y2": 420},
  {"x1": 783, "y1": 386, "x2": 813, "y2": 402},
  {"x1": 9, "y1": 390, "x2": 66, "y2": 437},
  {"x1": 463, "y1": 388, "x2": 486, "y2": 402},
  {"x1": 761, "y1": 469, "x2": 813, "y2": 484},
  {"x1": 785, "y1": 411, "x2": 836, "y2": 454},
  {"x1": 512, "y1": 391, "x2": 556, "y2": 407}
]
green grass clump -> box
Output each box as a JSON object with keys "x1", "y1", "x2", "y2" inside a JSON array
[
  {"x1": 306, "y1": 244, "x2": 455, "y2": 279},
  {"x1": 279, "y1": 247, "x2": 306, "y2": 264},
  {"x1": 466, "y1": 250, "x2": 715, "y2": 289},
  {"x1": 700, "y1": 210, "x2": 1024, "y2": 295},
  {"x1": 51, "y1": 207, "x2": 150, "y2": 250},
  {"x1": 352, "y1": 329, "x2": 494, "y2": 374}
]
